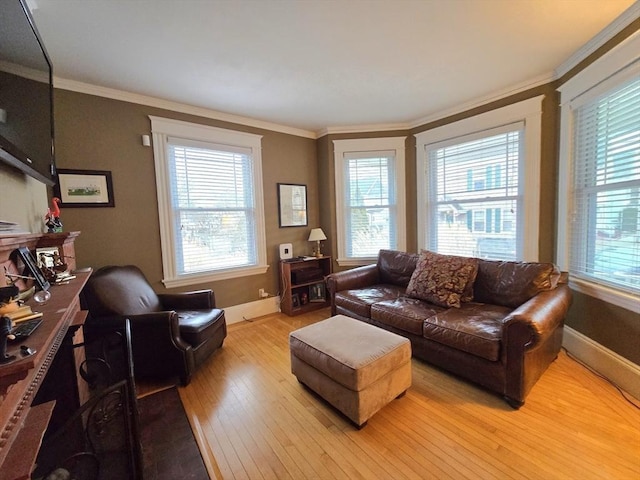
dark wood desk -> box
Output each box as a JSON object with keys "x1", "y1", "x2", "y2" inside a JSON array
[{"x1": 0, "y1": 263, "x2": 89, "y2": 479}]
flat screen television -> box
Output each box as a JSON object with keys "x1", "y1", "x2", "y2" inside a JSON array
[{"x1": 0, "y1": 0, "x2": 55, "y2": 186}]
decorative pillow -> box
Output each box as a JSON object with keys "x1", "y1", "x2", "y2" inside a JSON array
[{"x1": 406, "y1": 250, "x2": 479, "y2": 308}]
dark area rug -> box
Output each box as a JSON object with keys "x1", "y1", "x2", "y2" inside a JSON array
[{"x1": 137, "y1": 387, "x2": 209, "y2": 480}]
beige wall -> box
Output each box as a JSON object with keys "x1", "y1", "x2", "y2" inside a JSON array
[
  {"x1": 0, "y1": 162, "x2": 48, "y2": 232},
  {"x1": 53, "y1": 89, "x2": 318, "y2": 308}
]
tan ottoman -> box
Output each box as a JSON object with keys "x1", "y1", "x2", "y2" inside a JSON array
[{"x1": 289, "y1": 314, "x2": 412, "y2": 427}]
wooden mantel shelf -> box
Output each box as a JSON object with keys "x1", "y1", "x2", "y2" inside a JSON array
[{"x1": 0, "y1": 232, "x2": 86, "y2": 478}]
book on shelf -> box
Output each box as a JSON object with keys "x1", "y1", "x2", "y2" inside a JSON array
[{"x1": 5, "y1": 305, "x2": 43, "y2": 323}]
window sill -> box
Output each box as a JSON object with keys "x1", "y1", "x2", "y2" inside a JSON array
[
  {"x1": 570, "y1": 278, "x2": 640, "y2": 314},
  {"x1": 162, "y1": 264, "x2": 270, "y2": 289},
  {"x1": 336, "y1": 257, "x2": 377, "y2": 268}
]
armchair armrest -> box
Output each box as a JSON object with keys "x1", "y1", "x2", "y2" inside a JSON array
[
  {"x1": 326, "y1": 264, "x2": 380, "y2": 295},
  {"x1": 503, "y1": 284, "x2": 572, "y2": 351},
  {"x1": 87, "y1": 311, "x2": 191, "y2": 352},
  {"x1": 158, "y1": 290, "x2": 215, "y2": 310}
]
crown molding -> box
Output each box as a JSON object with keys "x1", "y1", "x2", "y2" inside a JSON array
[
  {"x1": 53, "y1": 76, "x2": 317, "y2": 139},
  {"x1": 408, "y1": 71, "x2": 553, "y2": 130},
  {"x1": 555, "y1": 2, "x2": 640, "y2": 79},
  {"x1": 317, "y1": 122, "x2": 410, "y2": 137}
]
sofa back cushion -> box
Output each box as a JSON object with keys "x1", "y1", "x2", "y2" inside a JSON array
[
  {"x1": 378, "y1": 249, "x2": 419, "y2": 287},
  {"x1": 474, "y1": 259, "x2": 561, "y2": 308}
]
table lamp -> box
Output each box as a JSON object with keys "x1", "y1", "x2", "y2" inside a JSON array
[{"x1": 308, "y1": 228, "x2": 327, "y2": 257}]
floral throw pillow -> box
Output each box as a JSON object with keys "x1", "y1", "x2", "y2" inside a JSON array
[{"x1": 406, "y1": 250, "x2": 479, "y2": 308}]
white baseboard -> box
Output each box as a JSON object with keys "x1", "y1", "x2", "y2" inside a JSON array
[
  {"x1": 563, "y1": 326, "x2": 640, "y2": 401},
  {"x1": 224, "y1": 296, "x2": 280, "y2": 325}
]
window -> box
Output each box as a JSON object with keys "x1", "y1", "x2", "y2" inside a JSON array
[
  {"x1": 558, "y1": 35, "x2": 640, "y2": 311},
  {"x1": 416, "y1": 96, "x2": 543, "y2": 262},
  {"x1": 333, "y1": 137, "x2": 406, "y2": 266},
  {"x1": 150, "y1": 116, "x2": 268, "y2": 287}
]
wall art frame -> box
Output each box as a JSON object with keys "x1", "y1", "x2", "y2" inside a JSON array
[
  {"x1": 12, "y1": 247, "x2": 50, "y2": 291},
  {"x1": 277, "y1": 183, "x2": 307, "y2": 227},
  {"x1": 55, "y1": 169, "x2": 115, "y2": 207}
]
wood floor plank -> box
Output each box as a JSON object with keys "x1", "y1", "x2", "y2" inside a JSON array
[{"x1": 179, "y1": 308, "x2": 640, "y2": 480}]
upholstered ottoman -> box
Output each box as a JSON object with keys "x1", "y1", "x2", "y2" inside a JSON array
[{"x1": 289, "y1": 315, "x2": 412, "y2": 427}]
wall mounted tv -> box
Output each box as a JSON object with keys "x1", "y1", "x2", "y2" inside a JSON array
[{"x1": 0, "y1": 0, "x2": 55, "y2": 186}]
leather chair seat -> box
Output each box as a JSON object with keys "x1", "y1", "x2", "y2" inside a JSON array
[{"x1": 179, "y1": 308, "x2": 225, "y2": 347}]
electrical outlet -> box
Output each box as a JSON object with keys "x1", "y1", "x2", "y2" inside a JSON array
[{"x1": 258, "y1": 288, "x2": 265, "y2": 298}]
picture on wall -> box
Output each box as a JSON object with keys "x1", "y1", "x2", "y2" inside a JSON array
[
  {"x1": 55, "y1": 169, "x2": 115, "y2": 207},
  {"x1": 278, "y1": 183, "x2": 307, "y2": 227}
]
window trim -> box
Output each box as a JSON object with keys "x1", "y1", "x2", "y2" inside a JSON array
[
  {"x1": 557, "y1": 31, "x2": 640, "y2": 313},
  {"x1": 149, "y1": 116, "x2": 268, "y2": 288},
  {"x1": 415, "y1": 96, "x2": 544, "y2": 261},
  {"x1": 333, "y1": 136, "x2": 407, "y2": 266}
]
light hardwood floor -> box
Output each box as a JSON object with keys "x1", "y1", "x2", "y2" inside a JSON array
[{"x1": 179, "y1": 308, "x2": 640, "y2": 480}]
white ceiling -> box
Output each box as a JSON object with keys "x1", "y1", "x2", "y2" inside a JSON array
[{"x1": 30, "y1": 0, "x2": 638, "y2": 136}]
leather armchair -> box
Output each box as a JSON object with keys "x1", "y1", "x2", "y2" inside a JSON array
[{"x1": 81, "y1": 265, "x2": 226, "y2": 385}]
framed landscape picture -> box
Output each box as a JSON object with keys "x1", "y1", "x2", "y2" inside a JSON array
[{"x1": 55, "y1": 169, "x2": 115, "y2": 207}]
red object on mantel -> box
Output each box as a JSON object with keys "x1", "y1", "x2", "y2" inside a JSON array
[{"x1": 44, "y1": 197, "x2": 62, "y2": 233}]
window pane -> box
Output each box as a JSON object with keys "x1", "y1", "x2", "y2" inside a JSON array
[
  {"x1": 169, "y1": 143, "x2": 257, "y2": 274},
  {"x1": 571, "y1": 76, "x2": 640, "y2": 293},
  {"x1": 428, "y1": 129, "x2": 521, "y2": 260},
  {"x1": 177, "y1": 209, "x2": 254, "y2": 273},
  {"x1": 345, "y1": 155, "x2": 396, "y2": 256}
]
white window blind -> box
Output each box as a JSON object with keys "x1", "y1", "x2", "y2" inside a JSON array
[
  {"x1": 425, "y1": 124, "x2": 523, "y2": 260},
  {"x1": 167, "y1": 137, "x2": 258, "y2": 275},
  {"x1": 343, "y1": 151, "x2": 397, "y2": 257},
  {"x1": 570, "y1": 76, "x2": 640, "y2": 294}
]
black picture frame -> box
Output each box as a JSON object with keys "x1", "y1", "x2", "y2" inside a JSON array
[
  {"x1": 278, "y1": 183, "x2": 307, "y2": 227},
  {"x1": 309, "y1": 282, "x2": 326, "y2": 302},
  {"x1": 291, "y1": 293, "x2": 301, "y2": 309},
  {"x1": 55, "y1": 169, "x2": 115, "y2": 207},
  {"x1": 12, "y1": 247, "x2": 50, "y2": 291}
]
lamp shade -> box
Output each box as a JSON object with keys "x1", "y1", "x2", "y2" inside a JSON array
[{"x1": 308, "y1": 228, "x2": 327, "y2": 242}]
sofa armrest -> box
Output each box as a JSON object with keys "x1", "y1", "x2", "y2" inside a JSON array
[
  {"x1": 503, "y1": 284, "x2": 572, "y2": 351},
  {"x1": 326, "y1": 264, "x2": 380, "y2": 294},
  {"x1": 158, "y1": 290, "x2": 215, "y2": 310},
  {"x1": 326, "y1": 265, "x2": 380, "y2": 316}
]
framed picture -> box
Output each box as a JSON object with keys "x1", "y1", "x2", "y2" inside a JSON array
[
  {"x1": 55, "y1": 169, "x2": 115, "y2": 207},
  {"x1": 309, "y1": 282, "x2": 326, "y2": 302},
  {"x1": 12, "y1": 247, "x2": 50, "y2": 291},
  {"x1": 278, "y1": 183, "x2": 307, "y2": 227},
  {"x1": 291, "y1": 293, "x2": 301, "y2": 309}
]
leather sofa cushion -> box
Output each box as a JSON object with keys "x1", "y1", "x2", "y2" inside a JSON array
[
  {"x1": 378, "y1": 249, "x2": 419, "y2": 287},
  {"x1": 371, "y1": 297, "x2": 445, "y2": 336},
  {"x1": 334, "y1": 285, "x2": 406, "y2": 318},
  {"x1": 178, "y1": 308, "x2": 226, "y2": 347},
  {"x1": 423, "y1": 303, "x2": 512, "y2": 361},
  {"x1": 474, "y1": 260, "x2": 561, "y2": 308}
]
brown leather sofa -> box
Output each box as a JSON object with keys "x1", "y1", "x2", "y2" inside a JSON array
[
  {"x1": 81, "y1": 265, "x2": 226, "y2": 385},
  {"x1": 326, "y1": 250, "x2": 572, "y2": 408}
]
